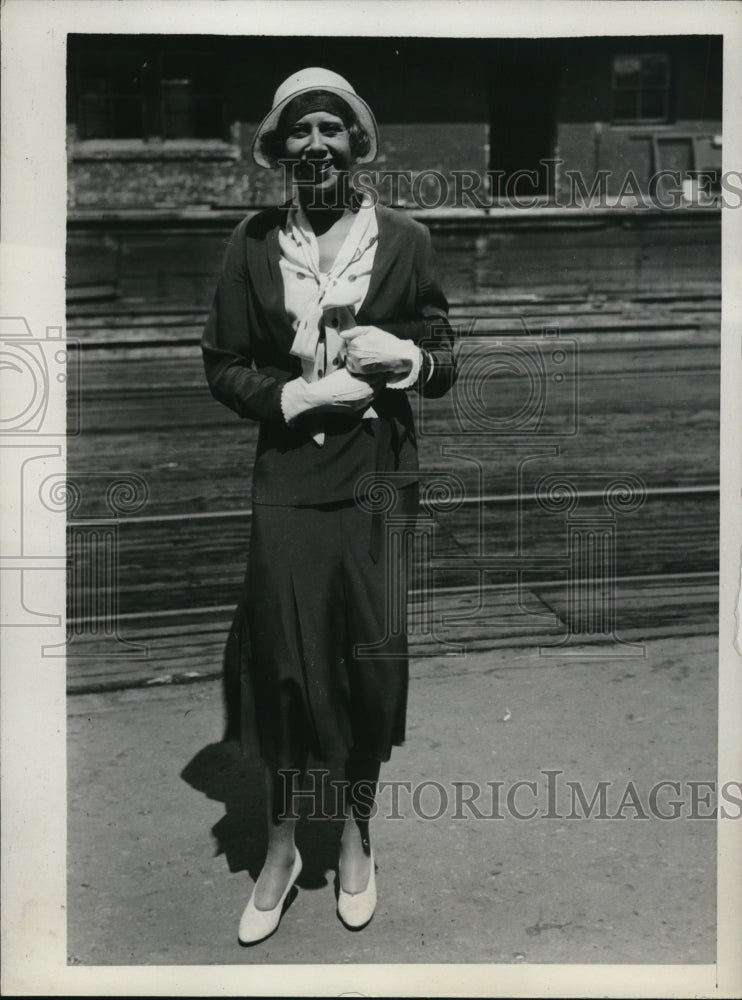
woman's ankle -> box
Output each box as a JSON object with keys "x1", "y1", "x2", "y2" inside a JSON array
[
  {"x1": 341, "y1": 818, "x2": 371, "y2": 853},
  {"x1": 264, "y1": 839, "x2": 297, "y2": 864}
]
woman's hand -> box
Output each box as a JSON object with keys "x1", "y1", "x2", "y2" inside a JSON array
[
  {"x1": 341, "y1": 326, "x2": 421, "y2": 378},
  {"x1": 281, "y1": 368, "x2": 379, "y2": 424}
]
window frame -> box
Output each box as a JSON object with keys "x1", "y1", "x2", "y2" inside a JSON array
[
  {"x1": 73, "y1": 44, "x2": 229, "y2": 143},
  {"x1": 611, "y1": 52, "x2": 671, "y2": 126}
]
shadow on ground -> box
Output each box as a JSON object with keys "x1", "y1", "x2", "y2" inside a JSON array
[
  {"x1": 180, "y1": 601, "x2": 348, "y2": 892},
  {"x1": 181, "y1": 739, "x2": 348, "y2": 895}
]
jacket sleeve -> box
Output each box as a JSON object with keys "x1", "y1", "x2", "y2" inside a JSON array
[
  {"x1": 377, "y1": 224, "x2": 457, "y2": 399},
  {"x1": 201, "y1": 219, "x2": 292, "y2": 422}
]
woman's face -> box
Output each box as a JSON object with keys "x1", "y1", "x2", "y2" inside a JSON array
[{"x1": 283, "y1": 110, "x2": 353, "y2": 196}]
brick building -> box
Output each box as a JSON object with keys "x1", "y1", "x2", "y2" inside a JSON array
[{"x1": 66, "y1": 34, "x2": 722, "y2": 211}]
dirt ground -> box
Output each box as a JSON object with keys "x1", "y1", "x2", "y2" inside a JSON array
[{"x1": 67, "y1": 633, "x2": 718, "y2": 971}]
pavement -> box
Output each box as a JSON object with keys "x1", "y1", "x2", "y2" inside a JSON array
[{"x1": 67, "y1": 632, "x2": 718, "y2": 970}]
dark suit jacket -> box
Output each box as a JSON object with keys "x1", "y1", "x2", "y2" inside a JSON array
[{"x1": 201, "y1": 204, "x2": 457, "y2": 505}]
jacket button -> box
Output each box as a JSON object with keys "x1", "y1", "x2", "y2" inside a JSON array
[
  {"x1": 330, "y1": 317, "x2": 339, "y2": 327},
  {"x1": 332, "y1": 357, "x2": 339, "y2": 366},
  {"x1": 318, "y1": 368, "x2": 324, "y2": 377}
]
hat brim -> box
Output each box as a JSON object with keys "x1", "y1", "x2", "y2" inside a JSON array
[{"x1": 251, "y1": 86, "x2": 379, "y2": 168}]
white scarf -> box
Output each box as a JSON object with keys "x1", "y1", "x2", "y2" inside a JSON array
[{"x1": 279, "y1": 197, "x2": 379, "y2": 444}]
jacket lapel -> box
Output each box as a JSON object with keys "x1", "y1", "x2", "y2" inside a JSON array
[
  {"x1": 253, "y1": 204, "x2": 407, "y2": 341},
  {"x1": 248, "y1": 208, "x2": 297, "y2": 351},
  {"x1": 356, "y1": 208, "x2": 408, "y2": 325}
]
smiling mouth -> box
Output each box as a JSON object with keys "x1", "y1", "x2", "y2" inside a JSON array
[{"x1": 296, "y1": 160, "x2": 335, "y2": 183}]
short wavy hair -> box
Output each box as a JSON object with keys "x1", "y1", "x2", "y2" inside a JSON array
[{"x1": 257, "y1": 90, "x2": 372, "y2": 166}]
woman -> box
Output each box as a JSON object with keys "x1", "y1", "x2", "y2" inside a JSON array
[{"x1": 201, "y1": 67, "x2": 456, "y2": 944}]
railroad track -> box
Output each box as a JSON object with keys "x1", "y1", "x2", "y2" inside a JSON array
[
  {"x1": 65, "y1": 568, "x2": 719, "y2": 695},
  {"x1": 63, "y1": 291, "x2": 721, "y2": 693},
  {"x1": 64, "y1": 482, "x2": 719, "y2": 694}
]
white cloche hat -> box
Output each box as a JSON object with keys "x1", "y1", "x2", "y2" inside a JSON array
[{"x1": 252, "y1": 66, "x2": 379, "y2": 168}]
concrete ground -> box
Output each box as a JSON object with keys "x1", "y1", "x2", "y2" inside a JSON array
[{"x1": 67, "y1": 633, "x2": 717, "y2": 968}]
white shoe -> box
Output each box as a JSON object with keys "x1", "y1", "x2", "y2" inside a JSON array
[
  {"x1": 337, "y1": 849, "x2": 376, "y2": 930},
  {"x1": 238, "y1": 850, "x2": 302, "y2": 946}
]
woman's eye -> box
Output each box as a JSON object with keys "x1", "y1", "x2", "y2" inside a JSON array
[{"x1": 286, "y1": 121, "x2": 345, "y2": 139}]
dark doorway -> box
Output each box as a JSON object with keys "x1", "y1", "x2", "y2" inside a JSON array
[{"x1": 489, "y1": 40, "x2": 559, "y2": 200}]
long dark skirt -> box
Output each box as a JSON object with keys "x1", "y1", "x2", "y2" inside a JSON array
[{"x1": 223, "y1": 484, "x2": 419, "y2": 769}]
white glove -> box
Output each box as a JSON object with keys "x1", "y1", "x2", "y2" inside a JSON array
[
  {"x1": 341, "y1": 325, "x2": 422, "y2": 389},
  {"x1": 280, "y1": 368, "x2": 377, "y2": 425}
]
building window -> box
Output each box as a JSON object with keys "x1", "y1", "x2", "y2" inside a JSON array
[
  {"x1": 611, "y1": 53, "x2": 670, "y2": 124},
  {"x1": 75, "y1": 48, "x2": 227, "y2": 141}
]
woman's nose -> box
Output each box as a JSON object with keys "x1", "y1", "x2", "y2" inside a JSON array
[{"x1": 305, "y1": 127, "x2": 327, "y2": 155}]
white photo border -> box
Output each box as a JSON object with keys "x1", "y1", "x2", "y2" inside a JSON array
[{"x1": 1, "y1": 1, "x2": 740, "y2": 996}]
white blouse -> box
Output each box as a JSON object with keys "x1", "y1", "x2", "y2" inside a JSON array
[
  {"x1": 279, "y1": 197, "x2": 379, "y2": 390},
  {"x1": 278, "y1": 198, "x2": 431, "y2": 443}
]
